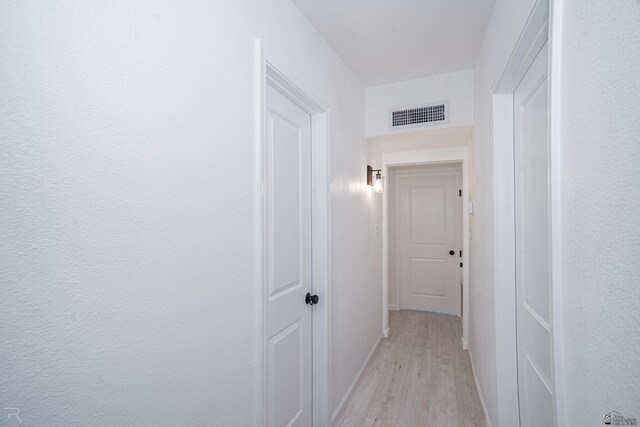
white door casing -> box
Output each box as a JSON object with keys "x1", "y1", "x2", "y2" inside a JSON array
[
  {"x1": 514, "y1": 41, "x2": 554, "y2": 427},
  {"x1": 397, "y1": 171, "x2": 461, "y2": 315},
  {"x1": 265, "y1": 84, "x2": 312, "y2": 427}
]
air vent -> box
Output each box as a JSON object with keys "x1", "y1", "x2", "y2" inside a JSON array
[{"x1": 391, "y1": 102, "x2": 448, "y2": 128}]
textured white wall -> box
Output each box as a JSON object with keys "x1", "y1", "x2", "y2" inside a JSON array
[
  {"x1": 554, "y1": 1, "x2": 640, "y2": 424},
  {"x1": 0, "y1": 1, "x2": 379, "y2": 425},
  {"x1": 469, "y1": 0, "x2": 538, "y2": 425},
  {"x1": 365, "y1": 70, "x2": 474, "y2": 138}
]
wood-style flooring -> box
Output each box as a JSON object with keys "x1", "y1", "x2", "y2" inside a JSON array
[{"x1": 334, "y1": 310, "x2": 486, "y2": 427}]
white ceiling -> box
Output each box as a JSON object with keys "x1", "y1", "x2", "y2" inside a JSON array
[{"x1": 291, "y1": 0, "x2": 495, "y2": 87}]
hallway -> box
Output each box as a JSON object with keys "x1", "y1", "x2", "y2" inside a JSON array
[
  {"x1": 335, "y1": 311, "x2": 485, "y2": 427},
  {"x1": 1, "y1": 1, "x2": 639, "y2": 425}
]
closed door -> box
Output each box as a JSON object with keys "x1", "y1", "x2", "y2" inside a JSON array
[
  {"x1": 398, "y1": 173, "x2": 460, "y2": 315},
  {"x1": 514, "y1": 42, "x2": 554, "y2": 427},
  {"x1": 265, "y1": 84, "x2": 312, "y2": 427}
]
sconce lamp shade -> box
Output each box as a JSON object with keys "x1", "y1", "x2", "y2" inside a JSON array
[{"x1": 373, "y1": 173, "x2": 384, "y2": 193}]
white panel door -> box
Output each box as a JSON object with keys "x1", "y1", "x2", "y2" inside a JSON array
[
  {"x1": 398, "y1": 173, "x2": 460, "y2": 315},
  {"x1": 514, "y1": 42, "x2": 554, "y2": 427},
  {"x1": 265, "y1": 84, "x2": 312, "y2": 427}
]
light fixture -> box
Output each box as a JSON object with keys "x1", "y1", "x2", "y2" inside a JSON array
[{"x1": 367, "y1": 165, "x2": 385, "y2": 193}]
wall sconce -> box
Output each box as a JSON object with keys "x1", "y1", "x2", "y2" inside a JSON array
[{"x1": 367, "y1": 165, "x2": 385, "y2": 193}]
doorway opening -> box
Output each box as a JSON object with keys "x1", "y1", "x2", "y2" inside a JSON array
[{"x1": 381, "y1": 146, "x2": 470, "y2": 348}]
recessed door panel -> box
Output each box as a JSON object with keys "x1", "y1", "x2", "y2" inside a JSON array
[
  {"x1": 519, "y1": 75, "x2": 551, "y2": 325},
  {"x1": 269, "y1": 321, "x2": 304, "y2": 427},
  {"x1": 521, "y1": 305, "x2": 552, "y2": 384},
  {"x1": 410, "y1": 258, "x2": 446, "y2": 297},
  {"x1": 269, "y1": 112, "x2": 301, "y2": 299},
  {"x1": 523, "y1": 358, "x2": 554, "y2": 427},
  {"x1": 410, "y1": 187, "x2": 445, "y2": 245}
]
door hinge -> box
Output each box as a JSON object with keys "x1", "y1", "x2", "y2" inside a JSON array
[
  {"x1": 460, "y1": 262, "x2": 463, "y2": 267},
  {"x1": 458, "y1": 189, "x2": 462, "y2": 197},
  {"x1": 459, "y1": 250, "x2": 462, "y2": 257}
]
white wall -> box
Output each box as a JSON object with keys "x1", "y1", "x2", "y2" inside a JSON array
[
  {"x1": 469, "y1": 0, "x2": 539, "y2": 425},
  {"x1": 0, "y1": 1, "x2": 380, "y2": 425},
  {"x1": 553, "y1": 0, "x2": 640, "y2": 424},
  {"x1": 366, "y1": 70, "x2": 474, "y2": 138}
]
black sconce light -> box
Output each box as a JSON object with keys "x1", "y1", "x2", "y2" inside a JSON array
[{"x1": 367, "y1": 165, "x2": 384, "y2": 193}]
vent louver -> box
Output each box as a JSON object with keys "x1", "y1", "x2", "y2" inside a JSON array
[{"x1": 391, "y1": 103, "x2": 447, "y2": 128}]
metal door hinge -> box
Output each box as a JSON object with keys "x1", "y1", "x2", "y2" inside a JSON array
[
  {"x1": 459, "y1": 250, "x2": 462, "y2": 257},
  {"x1": 459, "y1": 189, "x2": 462, "y2": 197}
]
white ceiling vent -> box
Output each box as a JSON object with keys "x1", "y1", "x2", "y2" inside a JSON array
[{"x1": 390, "y1": 102, "x2": 448, "y2": 129}]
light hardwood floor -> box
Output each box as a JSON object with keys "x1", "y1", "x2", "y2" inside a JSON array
[{"x1": 334, "y1": 310, "x2": 486, "y2": 427}]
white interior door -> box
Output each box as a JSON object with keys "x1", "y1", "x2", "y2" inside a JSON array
[
  {"x1": 265, "y1": 84, "x2": 312, "y2": 427},
  {"x1": 514, "y1": 42, "x2": 554, "y2": 427},
  {"x1": 398, "y1": 172, "x2": 460, "y2": 315}
]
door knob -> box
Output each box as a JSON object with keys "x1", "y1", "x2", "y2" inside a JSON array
[
  {"x1": 449, "y1": 250, "x2": 455, "y2": 256},
  {"x1": 305, "y1": 292, "x2": 319, "y2": 305}
]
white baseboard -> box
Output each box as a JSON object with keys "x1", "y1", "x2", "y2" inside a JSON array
[
  {"x1": 331, "y1": 333, "x2": 382, "y2": 424},
  {"x1": 388, "y1": 304, "x2": 399, "y2": 311},
  {"x1": 468, "y1": 347, "x2": 493, "y2": 427},
  {"x1": 461, "y1": 337, "x2": 468, "y2": 350}
]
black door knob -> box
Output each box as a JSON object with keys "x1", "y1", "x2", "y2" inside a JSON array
[
  {"x1": 305, "y1": 292, "x2": 319, "y2": 305},
  {"x1": 449, "y1": 250, "x2": 455, "y2": 256}
]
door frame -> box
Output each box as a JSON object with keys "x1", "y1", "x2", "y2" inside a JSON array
[
  {"x1": 491, "y1": 0, "x2": 562, "y2": 425},
  {"x1": 256, "y1": 40, "x2": 331, "y2": 426},
  {"x1": 381, "y1": 146, "x2": 469, "y2": 347}
]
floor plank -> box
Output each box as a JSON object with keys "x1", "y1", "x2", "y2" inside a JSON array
[{"x1": 334, "y1": 311, "x2": 486, "y2": 427}]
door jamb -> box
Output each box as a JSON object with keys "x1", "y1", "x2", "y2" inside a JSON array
[
  {"x1": 381, "y1": 146, "x2": 469, "y2": 347},
  {"x1": 256, "y1": 40, "x2": 332, "y2": 427},
  {"x1": 491, "y1": 0, "x2": 560, "y2": 426}
]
